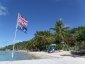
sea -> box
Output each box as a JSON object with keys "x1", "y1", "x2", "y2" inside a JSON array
[{"x1": 0, "y1": 51, "x2": 35, "y2": 61}]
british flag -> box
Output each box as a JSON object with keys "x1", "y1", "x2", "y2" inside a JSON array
[{"x1": 17, "y1": 13, "x2": 28, "y2": 33}]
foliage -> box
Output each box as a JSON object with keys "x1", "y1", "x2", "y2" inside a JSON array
[
  {"x1": 0, "y1": 19, "x2": 85, "y2": 51},
  {"x1": 50, "y1": 19, "x2": 69, "y2": 50},
  {"x1": 34, "y1": 31, "x2": 54, "y2": 51}
]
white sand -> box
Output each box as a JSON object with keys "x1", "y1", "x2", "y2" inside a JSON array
[
  {"x1": 0, "y1": 57, "x2": 85, "y2": 64},
  {"x1": 28, "y1": 51, "x2": 72, "y2": 59},
  {"x1": 0, "y1": 51, "x2": 85, "y2": 64}
]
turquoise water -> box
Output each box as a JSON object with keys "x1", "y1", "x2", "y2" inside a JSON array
[{"x1": 0, "y1": 51, "x2": 34, "y2": 61}]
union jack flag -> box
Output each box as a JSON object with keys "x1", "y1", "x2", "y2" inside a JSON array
[{"x1": 17, "y1": 13, "x2": 28, "y2": 33}]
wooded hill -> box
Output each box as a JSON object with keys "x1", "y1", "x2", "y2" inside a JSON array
[{"x1": 1, "y1": 19, "x2": 85, "y2": 51}]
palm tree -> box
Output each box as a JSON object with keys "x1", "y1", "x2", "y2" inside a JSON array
[{"x1": 50, "y1": 18, "x2": 69, "y2": 50}]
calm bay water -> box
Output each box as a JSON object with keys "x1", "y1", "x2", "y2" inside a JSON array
[{"x1": 0, "y1": 51, "x2": 34, "y2": 61}]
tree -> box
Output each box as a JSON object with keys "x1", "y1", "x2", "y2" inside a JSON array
[
  {"x1": 50, "y1": 19, "x2": 69, "y2": 50},
  {"x1": 34, "y1": 31, "x2": 53, "y2": 51},
  {"x1": 51, "y1": 18, "x2": 69, "y2": 42},
  {"x1": 76, "y1": 29, "x2": 85, "y2": 44}
]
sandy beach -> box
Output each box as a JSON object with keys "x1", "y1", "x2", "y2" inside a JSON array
[
  {"x1": 0, "y1": 50, "x2": 85, "y2": 64},
  {"x1": 0, "y1": 57, "x2": 85, "y2": 64},
  {"x1": 28, "y1": 51, "x2": 72, "y2": 59}
]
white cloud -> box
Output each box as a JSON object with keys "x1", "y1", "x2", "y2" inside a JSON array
[{"x1": 0, "y1": 4, "x2": 8, "y2": 16}]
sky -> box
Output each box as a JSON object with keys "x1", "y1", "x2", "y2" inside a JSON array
[{"x1": 0, "y1": 0, "x2": 85, "y2": 47}]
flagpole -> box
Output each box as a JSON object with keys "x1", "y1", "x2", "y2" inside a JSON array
[
  {"x1": 12, "y1": 28, "x2": 17, "y2": 58},
  {"x1": 12, "y1": 13, "x2": 19, "y2": 58}
]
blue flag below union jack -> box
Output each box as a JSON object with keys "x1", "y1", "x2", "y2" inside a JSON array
[{"x1": 16, "y1": 13, "x2": 28, "y2": 33}]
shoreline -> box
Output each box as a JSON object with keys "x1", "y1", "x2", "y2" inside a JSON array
[
  {"x1": 0, "y1": 50, "x2": 85, "y2": 64},
  {"x1": 18, "y1": 50, "x2": 85, "y2": 59},
  {"x1": 18, "y1": 50, "x2": 63, "y2": 59}
]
